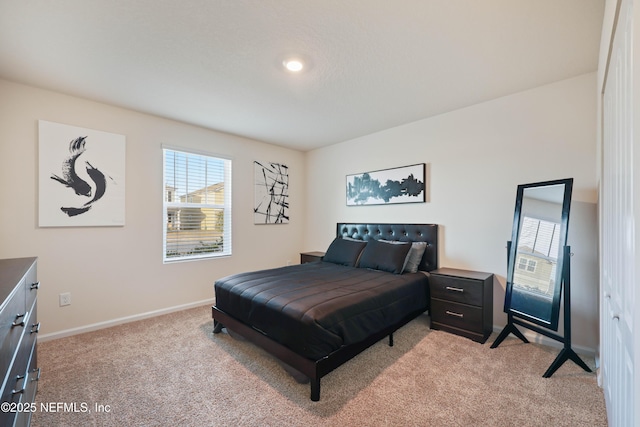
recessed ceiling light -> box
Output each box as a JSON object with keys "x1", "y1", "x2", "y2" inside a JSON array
[{"x1": 283, "y1": 59, "x2": 304, "y2": 72}]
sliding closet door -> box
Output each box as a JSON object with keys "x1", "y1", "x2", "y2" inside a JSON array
[{"x1": 600, "y1": 0, "x2": 638, "y2": 425}]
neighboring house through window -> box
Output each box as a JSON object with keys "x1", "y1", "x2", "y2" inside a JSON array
[
  {"x1": 163, "y1": 148, "x2": 232, "y2": 262},
  {"x1": 513, "y1": 216, "x2": 560, "y2": 296}
]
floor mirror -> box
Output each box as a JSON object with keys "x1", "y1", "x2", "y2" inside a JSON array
[{"x1": 491, "y1": 178, "x2": 591, "y2": 377}]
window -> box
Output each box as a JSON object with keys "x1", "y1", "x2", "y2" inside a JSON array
[
  {"x1": 517, "y1": 257, "x2": 537, "y2": 273},
  {"x1": 517, "y1": 257, "x2": 528, "y2": 270},
  {"x1": 163, "y1": 148, "x2": 232, "y2": 262},
  {"x1": 518, "y1": 216, "x2": 560, "y2": 260}
]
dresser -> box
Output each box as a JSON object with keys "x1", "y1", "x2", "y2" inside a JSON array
[
  {"x1": 0, "y1": 258, "x2": 39, "y2": 427},
  {"x1": 429, "y1": 267, "x2": 493, "y2": 344}
]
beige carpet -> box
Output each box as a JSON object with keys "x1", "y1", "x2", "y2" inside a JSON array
[{"x1": 31, "y1": 305, "x2": 607, "y2": 426}]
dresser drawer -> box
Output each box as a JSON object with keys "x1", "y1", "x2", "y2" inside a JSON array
[
  {"x1": 0, "y1": 308, "x2": 36, "y2": 427},
  {"x1": 24, "y1": 263, "x2": 38, "y2": 314},
  {"x1": 0, "y1": 257, "x2": 38, "y2": 427},
  {"x1": 15, "y1": 340, "x2": 39, "y2": 427},
  {"x1": 0, "y1": 283, "x2": 27, "y2": 381},
  {"x1": 26, "y1": 301, "x2": 38, "y2": 371},
  {"x1": 430, "y1": 274, "x2": 483, "y2": 306},
  {"x1": 431, "y1": 299, "x2": 484, "y2": 334}
]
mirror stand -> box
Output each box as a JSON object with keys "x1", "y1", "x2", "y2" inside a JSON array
[
  {"x1": 491, "y1": 245, "x2": 592, "y2": 377},
  {"x1": 490, "y1": 312, "x2": 529, "y2": 347}
]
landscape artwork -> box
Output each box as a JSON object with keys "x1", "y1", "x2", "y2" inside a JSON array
[
  {"x1": 346, "y1": 163, "x2": 426, "y2": 206},
  {"x1": 39, "y1": 120, "x2": 126, "y2": 227},
  {"x1": 254, "y1": 160, "x2": 289, "y2": 224}
]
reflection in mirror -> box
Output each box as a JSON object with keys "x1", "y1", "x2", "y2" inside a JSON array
[{"x1": 508, "y1": 183, "x2": 568, "y2": 330}]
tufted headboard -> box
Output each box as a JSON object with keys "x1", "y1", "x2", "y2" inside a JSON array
[{"x1": 336, "y1": 223, "x2": 439, "y2": 272}]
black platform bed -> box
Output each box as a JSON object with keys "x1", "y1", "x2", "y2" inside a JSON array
[{"x1": 211, "y1": 223, "x2": 439, "y2": 401}]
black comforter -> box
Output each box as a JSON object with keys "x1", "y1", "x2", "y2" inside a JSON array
[{"x1": 214, "y1": 262, "x2": 429, "y2": 360}]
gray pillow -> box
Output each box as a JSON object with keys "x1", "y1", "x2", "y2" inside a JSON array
[
  {"x1": 323, "y1": 238, "x2": 367, "y2": 267},
  {"x1": 403, "y1": 242, "x2": 427, "y2": 273},
  {"x1": 379, "y1": 240, "x2": 427, "y2": 273},
  {"x1": 358, "y1": 239, "x2": 412, "y2": 274}
]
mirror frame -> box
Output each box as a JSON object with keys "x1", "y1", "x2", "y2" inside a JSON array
[{"x1": 503, "y1": 178, "x2": 573, "y2": 331}]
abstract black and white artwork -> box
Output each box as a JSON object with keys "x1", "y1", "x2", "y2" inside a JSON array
[
  {"x1": 346, "y1": 163, "x2": 426, "y2": 206},
  {"x1": 39, "y1": 120, "x2": 125, "y2": 227},
  {"x1": 254, "y1": 161, "x2": 289, "y2": 224}
]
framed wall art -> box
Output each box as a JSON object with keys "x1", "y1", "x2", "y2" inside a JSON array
[
  {"x1": 346, "y1": 163, "x2": 425, "y2": 206},
  {"x1": 254, "y1": 160, "x2": 289, "y2": 224},
  {"x1": 39, "y1": 120, "x2": 126, "y2": 227}
]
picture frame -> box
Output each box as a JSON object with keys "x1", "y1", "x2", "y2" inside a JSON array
[
  {"x1": 254, "y1": 160, "x2": 289, "y2": 224},
  {"x1": 346, "y1": 163, "x2": 425, "y2": 206},
  {"x1": 38, "y1": 120, "x2": 126, "y2": 227}
]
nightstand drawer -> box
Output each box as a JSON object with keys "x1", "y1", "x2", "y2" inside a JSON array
[
  {"x1": 430, "y1": 275, "x2": 483, "y2": 306},
  {"x1": 431, "y1": 299, "x2": 483, "y2": 333}
]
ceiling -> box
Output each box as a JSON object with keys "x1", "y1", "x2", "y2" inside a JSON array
[{"x1": 0, "y1": 1, "x2": 605, "y2": 151}]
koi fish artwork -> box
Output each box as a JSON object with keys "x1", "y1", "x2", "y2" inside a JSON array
[
  {"x1": 50, "y1": 136, "x2": 112, "y2": 217},
  {"x1": 38, "y1": 120, "x2": 125, "y2": 227}
]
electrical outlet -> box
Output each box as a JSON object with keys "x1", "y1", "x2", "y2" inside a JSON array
[
  {"x1": 59, "y1": 292, "x2": 71, "y2": 307},
  {"x1": 286, "y1": 260, "x2": 291, "y2": 266}
]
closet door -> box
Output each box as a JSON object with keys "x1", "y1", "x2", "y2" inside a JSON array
[{"x1": 600, "y1": 0, "x2": 638, "y2": 425}]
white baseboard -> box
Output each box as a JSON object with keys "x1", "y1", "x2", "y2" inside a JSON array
[
  {"x1": 38, "y1": 298, "x2": 215, "y2": 342},
  {"x1": 492, "y1": 324, "x2": 596, "y2": 358}
]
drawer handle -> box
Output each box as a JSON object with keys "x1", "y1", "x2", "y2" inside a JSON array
[
  {"x1": 446, "y1": 310, "x2": 464, "y2": 318},
  {"x1": 12, "y1": 312, "x2": 27, "y2": 327},
  {"x1": 30, "y1": 281, "x2": 40, "y2": 290},
  {"x1": 445, "y1": 286, "x2": 464, "y2": 293},
  {"x1": 31, "y1": 367, "x2": 41, "y2": 382},
  {"x1": 31, "y1": 322, "x2": 41, "y2": 334},
  {"x1": 12, "y1": 375, "x2": 26, "y2": 395}
]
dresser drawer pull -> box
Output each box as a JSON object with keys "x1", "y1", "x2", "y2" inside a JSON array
[
  {"x1": 30, "y1": 281, "x2": 40, "y2": 290},
  {"x1": 12, "y1": 312, "x2": 27, "y2": 327},
  {"x1": 446, "y1": 310, "x2": 464, "y2": 318},
  {"x1": 12, "y1": 375, "x2": 26, "y2": 395},
  {"x1": 31, "y1": 322, "x2": 41, "y2": 334},
  {"x1": 445, "y1": 286, "x2": 464, "y2": 293},
  {"x1": 31, "y1": 368, "x2": 41, "y2": 382}
]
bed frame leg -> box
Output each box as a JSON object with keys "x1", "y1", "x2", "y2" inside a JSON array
[
  {"x1": 310, "y1": 379, "x2": 321, "y2": 401},
  {"x1": 388, "y1": 333, "x2": 394, "y2": 347},
  {"x1": 213, "y1": 320, "x2": 224, "y2": 334}
]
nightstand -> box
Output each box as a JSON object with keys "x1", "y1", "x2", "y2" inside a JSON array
[
  {"x1": 300, "y1": 251, "x2": 325, "y2": 264},
  {"x1": 429, "y1": 267, "x2": 494, "y2": 344}
]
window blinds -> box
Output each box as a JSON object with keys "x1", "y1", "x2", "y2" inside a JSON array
[{"x1": 163, "y1": 148, "x2": 232, "y2": 262}]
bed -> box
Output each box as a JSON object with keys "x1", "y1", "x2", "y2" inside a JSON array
[{"x1": 212, "y1": 223, "x2": 438, "y2": 401}]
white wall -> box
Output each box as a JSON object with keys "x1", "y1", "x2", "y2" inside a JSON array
[
  {"x1": 0, "y1": 79, "x2": 306, "y2": 337},
  {"x1": 305, "y1": 73, "x2": 599, "y2": 351},
  {"x1": 0, "y1": 73, "x2": 599, "y2": 352}
]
